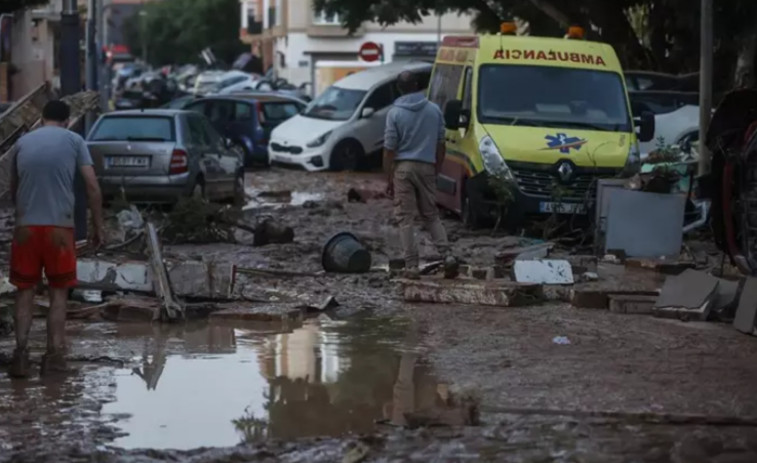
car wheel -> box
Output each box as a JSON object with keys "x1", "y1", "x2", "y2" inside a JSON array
[{"x1": 330, "y1": 140, "x2": 362, "y2": 171}]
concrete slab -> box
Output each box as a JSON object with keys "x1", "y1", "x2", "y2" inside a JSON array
[
  {"x1": 572, "y1": 289, "x2": 660, "y2": 309},
  {"x1": 733, "y1": 277, "x2": 757, "y2": 335},
  {"x1": 625, "y1": 258, "x2": 696, "y2": 276},
  {"x1": 401, "y1": 278, "x2": 543, "y2": 307},
  {"x1": 609, "y1": 295, "x2": 658, "y2": 315},
  {"x1": 514, "y1": 260, "x2": 574, "y2": 285},
  {"x1": 77, "y1": 259, "x2": 153, "y2": 292},
  {"x1": 167, "y1": 261, "x2": 233, "y2": 300},
  {"x1": 653, "y1": 269, "x2": 719, "y2": 321},
  {"x1": 713, "y1": 278, "x2": 741, "y2": 313}
]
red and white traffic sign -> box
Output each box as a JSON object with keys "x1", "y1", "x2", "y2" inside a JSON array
[{"x1": 359, "y1": 41, "x2": 382, "y2": 62}]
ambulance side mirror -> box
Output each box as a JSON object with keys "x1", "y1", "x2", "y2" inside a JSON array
[
  {"x1": 636, "y1": 111, "x2": 656, "y2": 143},
  {"x1": 444, "y1": 100, "x2": 463, "y2": 130}
]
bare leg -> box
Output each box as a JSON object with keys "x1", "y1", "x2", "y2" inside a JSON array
[
  {"x1": 13, "y1": 288, "x2": 35, "y2": 351},
  {"x1": 47, "y1": 287, "x2": 69, "y2": 354},
  {"x1": 9, "y1": 288, "x2": 35, "y2": 378}
]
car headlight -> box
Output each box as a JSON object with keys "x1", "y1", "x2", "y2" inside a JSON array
[
  {"x1": 306, "y1": 131, "x2": 332, "y2": 148},
  {"x1": 620, "y1": 143, "x2": 641, "y2": 177},
  {"x1": 479, "y1": 136, "x2": 514, "y2": 180}
]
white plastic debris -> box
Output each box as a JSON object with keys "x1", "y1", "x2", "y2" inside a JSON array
[{"x1": 552, "y1": 336, "x2": 571, "y2": 345}]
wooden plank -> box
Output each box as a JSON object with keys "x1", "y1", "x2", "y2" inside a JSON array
[{"x1": 145, "y1": 222, "x2": 184, "y2": 321}]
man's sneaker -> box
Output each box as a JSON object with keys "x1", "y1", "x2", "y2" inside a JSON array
[
  {"x1": 8, "y1": 348, "x2": 30, "y2": 379},
  {"x1": 40, "y1": 351, "x2": 69, "y2": 376},
  {"x1": 443, "y1": 256, "x2": 460, "y2": 279}
]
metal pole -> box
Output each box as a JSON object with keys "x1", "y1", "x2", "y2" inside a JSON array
[
  {"x1": 85, "y1": 0, "x2": 97, "y2": 131},
  {"x1": 98, "y1": 0, "x2": 110, "y2": 112},
  {"x1": 140, "y1": 9, "x2": 148, "y2": 64},
  {"x1": 60, "y1": 0, "x2": 81, "y2": 95},
  {"x1": 698, "y1": 0, "x2": 714, "y2": 177},
  {"x1": 60, "y1": 0, "x2": 89, "y2": 241}
]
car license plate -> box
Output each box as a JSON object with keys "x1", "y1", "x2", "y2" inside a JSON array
[
  {"x1": 539, "y1": 202, "x2": 585, "y2": 214},
  {"x1": 108, "y1": 156, "x2": 149, "y2": 168}
]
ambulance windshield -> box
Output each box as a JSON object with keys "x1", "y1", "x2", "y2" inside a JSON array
[{"x1": 478, "y1": 65, "x2": 632, "y2": 132}]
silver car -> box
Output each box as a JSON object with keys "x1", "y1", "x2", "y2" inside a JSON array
[{"x1": 87, "y1": 109, "x2": 243, "y2": 204}]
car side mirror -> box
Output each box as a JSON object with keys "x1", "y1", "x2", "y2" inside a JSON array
[
  {"x1": 636, "y1": 111, "x2": 655, "y2": 143},
  {"x1": 361, "y1": 107, "x2": 375, "y2": 119},
  {"x1": 444, "y1": 100, "x2": 463, "y2": 130}
]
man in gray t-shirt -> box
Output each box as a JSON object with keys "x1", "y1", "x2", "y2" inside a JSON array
[{"x1": 7, "y1": 100, "x2": 104, "y2": 378}]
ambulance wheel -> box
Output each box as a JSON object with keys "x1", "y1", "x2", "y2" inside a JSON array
[{"x1": 461, "y1": 184, "x2": 484, "y2": 229}]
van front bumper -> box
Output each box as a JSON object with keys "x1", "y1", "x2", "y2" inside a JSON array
[{"x1": 466, "y1": 163, "x2": 620, "y2": 221}]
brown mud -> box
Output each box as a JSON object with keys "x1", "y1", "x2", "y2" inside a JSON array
[{"x1": 2, "y1": 168, "x2": 757, "y2": 462}]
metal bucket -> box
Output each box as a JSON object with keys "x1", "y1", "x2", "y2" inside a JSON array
[{"x1": 322, "y1": 232, "x2": 372, "y2": 273}]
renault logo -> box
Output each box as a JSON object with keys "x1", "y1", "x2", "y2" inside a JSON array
[{"x1": 557, "y1": 162, "x2": 573, "y2": 183}]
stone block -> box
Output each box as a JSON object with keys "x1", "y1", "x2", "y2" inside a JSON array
[
  {"x1": 168, "y1": 261, "x2": 233, "y2": 300},
  {"x1": 77, "y1": 259, "x2": 153, "y2": 292},
  {"x1": 571, "y1": 288, "x2": 660, "y2": 310},
  {"x1": 625, "y1": 258, "x2": 696, "y2": 276},
  {"x1": 401, "y1": 278, "x2": 543, "y2": 307},
  {"x1": 608, "y1": 295, "x2": 657, "y2": 314},
  {"x1": 514, "y1": 260, "x2": 574, "y2": 285},
  {"x1": 653, "y1": 269, "x2": 719, "y2": 321},
  {"x1": 734, "y1": 277, "x2": 757, "y2": 335}
]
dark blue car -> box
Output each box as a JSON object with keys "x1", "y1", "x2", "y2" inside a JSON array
[{"x1": 185, "y1": 95, "x2": 306, "y2": 167}]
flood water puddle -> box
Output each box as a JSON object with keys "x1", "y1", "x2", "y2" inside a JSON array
[{"x1": 90, "y1": 316, "x2": 440, "y2": 450}]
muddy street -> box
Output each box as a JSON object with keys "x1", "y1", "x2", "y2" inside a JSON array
[{"x1": 2, "y1": 168, "x2": 757, "y2": 462}]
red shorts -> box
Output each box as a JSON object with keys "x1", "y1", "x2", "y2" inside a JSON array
[{"x1": 10, "y1": 226, "x2": 77, "y2": 290}]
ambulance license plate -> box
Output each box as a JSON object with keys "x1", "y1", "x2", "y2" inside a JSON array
[{"x1": 539, "y1": 202, "x2": 585, "y2": 214}]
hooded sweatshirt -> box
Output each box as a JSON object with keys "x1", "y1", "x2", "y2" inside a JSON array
[{"x1": 384, "y1": 91, "x2": 444, "y2": 164}]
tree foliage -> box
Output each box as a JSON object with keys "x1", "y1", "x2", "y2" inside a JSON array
[
  {"x1": 123, "y1": 0, "x2": 246, "y2": 66},
  {"x1": 314, "y1": 0, "x2": 757, "y2": 87}
]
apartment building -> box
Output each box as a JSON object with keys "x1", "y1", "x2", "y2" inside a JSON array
[{"x1": 240, "y1": 0, "x2": 473, "y2": 92}]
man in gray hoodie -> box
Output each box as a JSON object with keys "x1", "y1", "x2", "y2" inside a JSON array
[{"x1": 384, "y1": 71, "x2": 451, "y2": 278}]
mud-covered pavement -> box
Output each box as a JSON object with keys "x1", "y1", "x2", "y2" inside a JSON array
[{"x1": 3, "y1": 168, "x2": 757, "y2": 462}]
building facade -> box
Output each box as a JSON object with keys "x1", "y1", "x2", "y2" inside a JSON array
[{"x1": 239, "y1": 0, "x2": 473, "y2": 94}]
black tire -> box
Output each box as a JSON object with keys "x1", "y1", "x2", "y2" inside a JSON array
[
  {"x1": 330, "y1": 140, "x2": 362, "y2": 171},
  {"x1": 461, "y1": 187, "x2": 483, "y2": 230}
]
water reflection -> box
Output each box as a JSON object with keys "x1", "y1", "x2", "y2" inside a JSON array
[{"x1": 99, "y1": 316, "x2": 441, "y2": 450}]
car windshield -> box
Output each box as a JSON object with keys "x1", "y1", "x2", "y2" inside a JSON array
[
  {"x1": 90, "y1": 116, "x2": 175, "y2": 142},
  {"x1": 478, "y1": 65, "x2": 632, "y2": 132},
  {"x1": 303, "y1": 86, "x2": 366, "y2": 121},
  {"x1": 262, "y1": 102, "x2": 301, "y2": 122}
]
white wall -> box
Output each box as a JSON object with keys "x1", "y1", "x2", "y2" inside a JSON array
[{"x1": 278, "y1": 31, "x2": 453, "y2": 87}]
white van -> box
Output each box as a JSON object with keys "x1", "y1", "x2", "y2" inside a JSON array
[{"x1": 268, "y1": 61, "x2": 432, "y2": 171}]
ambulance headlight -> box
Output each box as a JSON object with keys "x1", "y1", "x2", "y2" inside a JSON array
[{"x1": 479, "y1": 136, "x2": 514, "y2": 180}]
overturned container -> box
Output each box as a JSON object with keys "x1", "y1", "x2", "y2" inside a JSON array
[{"x1": 322, "y1": 232, "x2": 372, "y2": 273}]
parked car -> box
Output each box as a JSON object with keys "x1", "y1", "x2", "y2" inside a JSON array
[
  {"x1": 630, "y1": 90, "x2": 699, "y2": 159},
  {"x1": 268, "y1": 61, "x2": 433, "y2": 171},
  {"x1": 162, "y1": 95, "x2": 197, "y2": 110},
  {"x1": 192, "y1": 70, "x2": 225, "y2": 96},
  {"x1": 185, "y1": 94, "x2": 307, "y2": 167},
  {"x1": 211, "y1": 70, "x2": 260, "y2": 95},
  {"x1": 87, "y1": 109, "x2": 243, "y2": 204}
]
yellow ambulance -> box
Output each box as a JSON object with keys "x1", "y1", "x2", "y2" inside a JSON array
[{"x1": 430, "y1": 25, "x2": 654, "y2": 228}]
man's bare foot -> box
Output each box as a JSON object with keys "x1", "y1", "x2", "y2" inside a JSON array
[
  {"x1": 40, "y1": 351, "x2": 69, "y2": 376},
  {"x1": 8, "y1": 348, "x2": 30, "y2": 379}
]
